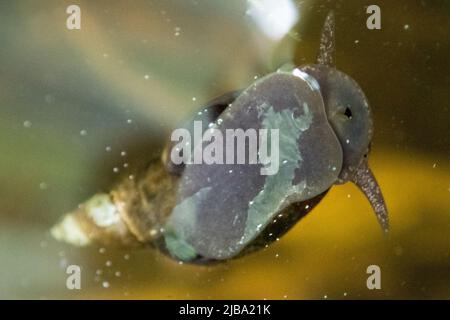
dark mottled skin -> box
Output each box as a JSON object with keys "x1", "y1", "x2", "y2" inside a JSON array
[{"x1": 169, "y1": 72, "x2": 341, "y2": 260}]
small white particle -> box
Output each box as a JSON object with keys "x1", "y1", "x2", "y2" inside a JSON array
[
  {"x1": 113, "y1": 167, "x2": 119, "y2": 173},
  {"x1": 354, "y1": 40, "x2": 360, "y2": 44},
  {"x1": 120, "y1": 151, "x2": 127, "y2": 157},
  {"x1": 23, "y1": 120, "x2": 32, "y2": 128},
  {"x1": 192, "y1": 97, "x2": 197, "y2": 101},
  {"x1": 115, "y1": 271, "x2": 121, "y2": 277},
  {"x1": 59, "y1": 258, "x2": 68, "y2": 269},
  {"x1": 39, "y1": 182, "x2": 48, "y2": 190},
  {"x1": 105, "y1": 146, "x2": 112, "y2": 152},
  {"x1": 102, "y1": 281, "x2": 110, "y2": 288},
  {"x1": 404, "y1": 24, "x2": 410, "y2": 30},
  {"x1": 127, "y1": 119, "x2": 133, "y2": 124},
  {"x1": 45, "y1": 94, "x2": 55, "y2": 104},
  {"x1": 128, "y1": 175, "x2": 134, "y2": 180},
  {"x1": 144, "y1": 74, "x2": 150, "y2": 80},
  {"x1": 99, "y1": 247, "x2": 106, "y2": 254},
  {"x1": 124, "y1": 254, "x2": 130, "y2": 260},
  {"x1": 105, "y1": 260, "x2": 112, "y2": 267},
  {"x1": 80, "y1": 130, "x2": 87, "y2": 136}
]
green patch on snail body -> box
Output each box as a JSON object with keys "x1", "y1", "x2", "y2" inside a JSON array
[
  {"x1": 243, "y1": 102, "x2": 313, "y2": 245},
  {"x1": 164, "y1": 187, "x2": 211, "y2": 261},
  {"x1": 164, "y1": 229, "x2": 198, "y2": 262}
]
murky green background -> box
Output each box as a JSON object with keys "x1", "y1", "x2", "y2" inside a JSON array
[{"x1": 0, "y1": 0, "x2": 448, "y2": 299}]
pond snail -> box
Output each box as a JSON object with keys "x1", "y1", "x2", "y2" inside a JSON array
[{"x1": 51, "y1": 12, "x2": 389, "y2": 263}]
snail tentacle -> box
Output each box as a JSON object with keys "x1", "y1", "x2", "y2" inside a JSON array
[
  {"x1": 351, "y1": 160, "x2": 389, "y2": 233},
  {"x1": 317, "y1": 11, "x2": 335, "y2": 67}
]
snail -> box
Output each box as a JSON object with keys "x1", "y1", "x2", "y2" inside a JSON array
[{"x1": 51, "y1": 12, "x2": 389, "y2": 263}]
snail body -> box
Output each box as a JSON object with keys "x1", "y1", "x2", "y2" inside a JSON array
[{"x1": 51, "y1": 12, "x2": 389, "y2": 263}]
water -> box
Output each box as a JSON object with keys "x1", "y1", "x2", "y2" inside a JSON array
[{"x1": 0, "y1": 0, "x2": 448, "y2": 299}]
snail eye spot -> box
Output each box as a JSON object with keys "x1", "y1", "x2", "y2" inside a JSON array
[{"x1": 344, "y1": 107, "x2": 353, "y2": 119}]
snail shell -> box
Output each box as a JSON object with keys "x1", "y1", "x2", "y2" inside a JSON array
[
  {"x1": 164, "y1": 70, "x2": 343, "y2": 261},
  {"x1": 51, "y1": 12, "x2": 389, "y2": 263}
]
